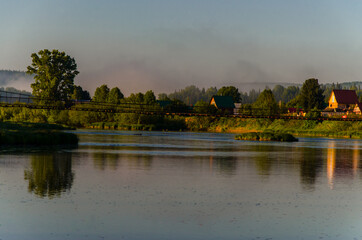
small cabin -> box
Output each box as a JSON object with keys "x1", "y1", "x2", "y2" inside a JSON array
[
  {"x1": 210, "y1": 96, "x2": 235, "y2": 113},
  {"x1": 328, "y1": 89, "x2": 359, "y2": 110}
]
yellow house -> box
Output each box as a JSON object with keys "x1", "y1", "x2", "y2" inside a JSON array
[{"x1": 328, "y1": 89, "x2": 359, "y2": 110}]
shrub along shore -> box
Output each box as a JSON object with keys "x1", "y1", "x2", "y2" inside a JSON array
[
  {"x1": 235, "y1": 132, "x2": 298, "y2": 142},
  {"x1": 1, "y1": 106, "x2": 362, "y2": 140},
  {"x1": 0, "y1": 122, "x2": 78, "y2": 146},
  {"x1": 84, "y1": 117, "x2": 362, "y2": 139}
]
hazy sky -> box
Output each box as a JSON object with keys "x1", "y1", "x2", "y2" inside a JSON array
[{"x1": 2, "y1": 0, "x2": 362, "y2": 95}]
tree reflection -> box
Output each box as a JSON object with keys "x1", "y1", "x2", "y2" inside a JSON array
[
  {"x1": 252, "y1": 145, "x2": 279, "y2": 177},
  {"x1": 24, "y1": 153, "x2": 74, "y2": 198},
  {"x1": 93, "y1": 153, "x2": 153, "y2": 170},
  {"x1": 93, "y1": 152, "x2": 120, "y2": 170},
  {"x1": 214, "y1": 156, "x2": 237, "y2": 176},
  {"x1": 300, "y1": 148, "x2": 323, "y2": 190},
  {"x1": 254, "y1": 153, "x2": 272, "y2": 176},
  {"x1": 126, "y1": 154, "x2": 153, "y2": 170}
]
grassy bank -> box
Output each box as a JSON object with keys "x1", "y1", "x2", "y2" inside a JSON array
[
  {"x1": 0, "y1": 122, "x2": 78, "y2": 146},
  {"x1": 185, "y1": 117, "x2": 362, "y2": 139}
]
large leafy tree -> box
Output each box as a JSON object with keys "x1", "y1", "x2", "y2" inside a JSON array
[
  {"x1": 217, "y1": 86, "x2": 241, "y2": 103},
  {"x1": 299, "y1": 78, "x2": 325, "y2": 111},
  {"x1": 27, "y1": 49, "x2": 79, "y2": 102}
]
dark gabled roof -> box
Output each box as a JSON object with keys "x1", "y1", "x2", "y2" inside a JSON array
[
  {"x1": 210, "y1": 96, "x2": 235, "y2": 108},
  {"x1": 332, "y1": 89, "x2": 359, "y2": 104}
]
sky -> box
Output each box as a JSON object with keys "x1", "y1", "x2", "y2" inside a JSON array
[{"x1": 2, "y1": 0, "x2": 362, "y2": 96}]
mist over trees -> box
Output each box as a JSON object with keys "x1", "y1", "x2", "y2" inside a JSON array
[{"x1": 0, "y1": 70, "x2": 33, "y2": 86}]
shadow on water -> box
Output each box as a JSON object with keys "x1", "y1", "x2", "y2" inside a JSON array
[{"x1": 24, "y1": 152, "x2": 74, "y2": 198}]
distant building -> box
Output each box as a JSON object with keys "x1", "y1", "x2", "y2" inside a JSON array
[
  {"x1": 234, "y1": 103, "x2": 242, "y2": 115},
  {"x1": 209, "y1": 96, "x2": 235, "y2": 113},
  {"x1": 322, "y1": 89, "x2": 360, "y2": 116},
  {"x1": 288, "y1": 108, "x2": 304, "y2": 116}
]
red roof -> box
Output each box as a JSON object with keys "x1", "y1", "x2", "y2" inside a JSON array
[{"x1": 332, "y1": 90, "x2": 359, "y2": 104}]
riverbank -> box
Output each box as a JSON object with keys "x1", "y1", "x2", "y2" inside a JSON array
[
  {"x1": 0, "y1": 122, "x2": 78, "y2": 146},
  {"x1": 184, "y1": 117, "x2": 362, "y2": 139},
  {"x1": 83, "y1": 117, "x2": 362, "y2": 139}
]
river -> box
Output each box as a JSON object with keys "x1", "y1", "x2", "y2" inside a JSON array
[{"x1": 0, "y1": 130, "x2": 362, "y2": 240}]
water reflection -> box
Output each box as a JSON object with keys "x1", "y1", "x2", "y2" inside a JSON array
[
  {"x1": 326, "y1": 140, "x2": 361, "y2": 189},
  {"x1": 254, "y1": 152, "x2": 272, "y2": 176},
  {"x1": 24, "y1": 153, "x2": 74, "y2": 198},
  {"x1": 214, "y1": 156, "x2": 238, "y2": 175},
  {"x1": 93, "y1": 152, "x2": 120, "y2": 170},
  {"x1": 327, "y1": 142, "x2": 336, "y2": 189},
  {"x1": 93, "y1": 152, "x2": 153, "y2": 170},
  {"x1": 300, "y1": 147, "x2": 323, "y2": 190}
]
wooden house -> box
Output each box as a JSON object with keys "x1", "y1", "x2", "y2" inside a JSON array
[
  {"x1": 328, "y1": 89, "x2": 359, "y2": 110},
  {"x1": 209, "y1": 96, "x2": 235, "y2": 113}
]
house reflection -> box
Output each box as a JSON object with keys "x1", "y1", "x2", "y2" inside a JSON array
[
  {"x1": 327, "y1": 142, "x2": 336, "y2": 189},
  {"x1": 24, "y1": 153, "x2": 74, "y2": 198},
  {"x1": 326, "y1": 141, "x2": 361, "y2": 189}
]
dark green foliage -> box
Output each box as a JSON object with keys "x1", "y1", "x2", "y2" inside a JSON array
[
  {"x1": 107, "y1": 87, "x2": 124, "y2": 104},
  {"x1": 166, "y1": 85, "x2": 217, "y2": 105},
  {"x1": 217, "y1": 86, "x2": 242, "y2": 103},
  {"x1": 158, "y1": 93, "x2": 170, "y2": 101},
  {"x1": 238, "y1": 104, "x2": 253, "y2": 115},
  {"x1": 27, "y1": 49, "x2": 79, "y2": 102},
  {"x1": 0, "y1": 122, "x2": 78, "y2": 146},
  {"x1": 272, "y1": 85, "x2": 285, "y2": 102},
  {"x1": 299, "y1": 78, "x2": 325, "y2": 111},
  {"x1": 235, "y1": 132, "x2": 298, "y2": 142},
  {"x1": 144, "y1": 90, "x2": 156, "y2": 104},
  {"x1": 71, "y1": 85, "x2": 91, "y2": 101},
  {"x1": 194, "y1": 100, "x2": 217, "y2": 114},
  {"x1": 93, "y1": 84, "x2": 110, "y2": 102},
  {"x1": 282, "y1": 86, "x2": 300, "y2": 103},
  {"x1": 253, "y1": 89, "x2": 278, "y2": 115}
]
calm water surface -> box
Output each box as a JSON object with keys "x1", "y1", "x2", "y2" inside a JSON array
[{"x1": 1, "y1": 130, "x2": 362, "y2": 239}]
